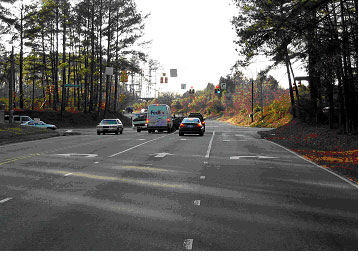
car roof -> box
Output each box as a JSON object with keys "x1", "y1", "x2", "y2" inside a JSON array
[{"x1": 183, "y1": 117, "x2": 200, "y2": 121}]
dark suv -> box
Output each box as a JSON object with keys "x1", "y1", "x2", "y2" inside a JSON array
[{"x1": 188, "y1": 113, "x2": 205, "y2": 131}]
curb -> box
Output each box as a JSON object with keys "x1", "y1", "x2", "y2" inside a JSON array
[{"x1": 264, "y1": 138, "x2": 358, "y2": 189}]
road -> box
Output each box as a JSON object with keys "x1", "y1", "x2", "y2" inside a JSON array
[{"x1": 0, "y1": 120, "x2": 357, "y2": 250}]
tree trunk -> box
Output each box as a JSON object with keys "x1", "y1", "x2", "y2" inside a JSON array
[{"x1": 19, "y1": 4, "x2": 24, "y2": 109}]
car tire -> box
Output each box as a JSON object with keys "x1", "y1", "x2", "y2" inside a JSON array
[
  {"x1": 97, "y1": 132, "x2": 101, "y2": 135},
  {"x1": 120, "y1": 130, "x2": 123, "y2": 134},
  {"x1": 179, "y1": 132, "x2": 184, "y2": 136},
  {"x1": 199, "y1": 131, "x2": 204, "y2": 136},
  {"x1": 115, "y1": 131, "x2": 119, "y2": 135},
  {"x1": 137, "y1": 129, "x2": 141, "y2": 132}
]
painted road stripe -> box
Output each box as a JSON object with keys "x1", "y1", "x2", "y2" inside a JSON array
[
  {"x1": 109, "y1": 134, "x2": 170, "y2": 157},
  {"x1": 64, "y1": 173, "x2": 73, "y2": 177},
  {"x1": 203, "y1": 161, "x2": 208, "y2": 164},
  {"x1": 194, "y1": 200, "x2": 201, "y2": 206},
  {"x1": 223, "y1": 140, "x2": 248, "y2": 142},
  {"x1": 200, "y1": 176, "x2": 206, "y2": 180},
  {"x1": 0, "y1": 197, "x2": 13, "y2": 204},
  {"x1": 205, "y1": 131, "x2": 215, "y2": 158},
  {"x1": 0, "y1": 153, "x2": 41, "y2": 166},
  {"x1": 183, "y1": 239, "x2": 194, "y2": 250},
  {"x1": 94, "y1": 161, "x2": 99, "y2": 164}
]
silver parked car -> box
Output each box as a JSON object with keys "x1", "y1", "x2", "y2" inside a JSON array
[{"x1": 96, "y1": 119, "x2": 123, "y2": 135}]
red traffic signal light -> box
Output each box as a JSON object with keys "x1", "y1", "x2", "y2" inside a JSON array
[
  {"x1": 165, "y1": 77, "x2": 168, "y2": 83},
  {"x1": 160, "y1": 77, "x2": 163, "y2": 83}
]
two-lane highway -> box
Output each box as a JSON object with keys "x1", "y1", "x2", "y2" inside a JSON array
[{"x1": 0, "y1": 120, "x2": 357, "y2": 250}]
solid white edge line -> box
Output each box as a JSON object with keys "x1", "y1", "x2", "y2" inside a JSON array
[
  {"x1": 0, "y1": 197, "x2": 13, "y2": 204},
  {"x1": 108, "y1": 134, "x2": 171, "y2": 157},
  {"x1": 205, "y1": 131, "x2": 215, "y2": 158},
  {"x1": 264, "y1": 139, "x2": 358, "y2": 189},
  {"x1": 64, "y1": 173, "x2": 73, "y2": 177}
]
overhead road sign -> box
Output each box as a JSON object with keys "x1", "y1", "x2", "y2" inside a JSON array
[
  {"x1": 294, "y1": 76, "x2": 309, "y2": 81},
  {"x1": 170, "y1": 69, "x2": 177, "y2": 77},
  {"x1": 181, "y1": 84, "x2": 186, "y2": 89},
  {"x1": 64, "y1": 84, "x2": 81, "y2": 88},
  {"x1": 105, "y1": 67, "x2": 114, "y2": 75},
  {"x1": 220, "y1": 82, "x2": 226, "y2": 90}
]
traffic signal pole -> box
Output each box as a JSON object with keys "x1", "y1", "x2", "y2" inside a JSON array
[{"x1": 251, "y1": 79, "x2": 254, "y2": 122}]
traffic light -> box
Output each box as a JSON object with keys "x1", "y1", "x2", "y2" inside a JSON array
[
  {"x1": 189, "y1": 89, "x2": 195, "y2": 94},
  {"x1": 165, "y1": 77, "x2": 168, "y2": 83},
  {"x1": 215, "y1": 85, "x2": 221, "y2": 94},
  {"x1": 160, "y1": 77, "x2": 163, "y2": 83}
]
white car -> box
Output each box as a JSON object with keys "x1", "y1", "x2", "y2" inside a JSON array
[
  {"x1": 96, "y1": 119, "x2": 123, "y2": 135},
  {"x1": 21, "y1": 120, "x2": 57, "y2": 130}
]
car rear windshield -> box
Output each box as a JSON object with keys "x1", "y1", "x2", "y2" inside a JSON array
[
  {"x1": 182, "y1": 118, "x2": 200, "y2": 123},
  {"x1": 102, "y1": 120, "x2": 117, "y2": 124}
]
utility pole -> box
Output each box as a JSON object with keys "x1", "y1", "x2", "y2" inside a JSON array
[
  {"x1": 260, "y1": 77, "x2": 263, "y2": 118},
  {"x1": 9, "y1": 46, "x2": 15, "y2": 124},
  {"x1": 285, "y1": 58, "x2": 296, "y2": 117},
  {"x1": 251, "y1": 79, "x2": 254, "y2": 123}
]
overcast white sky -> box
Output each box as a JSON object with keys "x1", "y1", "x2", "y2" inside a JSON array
[
  {"x1": 134, "y1": 0, "x2": 307, "y2": 96},
  {"x1": 135, "y1": 0, "x2": 238, "y2": 95}
]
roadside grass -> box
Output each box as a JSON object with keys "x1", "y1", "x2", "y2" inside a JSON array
[
  {"x1": 0, "y1": 123, "x2": 60, "y2": 145},
  {"x1": 0, "y1": 110, "x2": 132, "y2": 146},
  {"x1": 11, "y1": 110, "x2": 132, "y2": 128}
]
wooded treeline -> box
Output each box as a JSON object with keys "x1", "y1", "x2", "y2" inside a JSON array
[
  {"x1": 0, "y1": 0, "x2": 148, "y2": 115},
  {"x1": 232, "y1": 0, "x2": 357, "y2": 133}
]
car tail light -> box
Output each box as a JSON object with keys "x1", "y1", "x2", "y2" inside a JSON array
[
  {"x1": 197, "y1": 123, "x2": 202, "y2": 127},
  {"x1": 180, "y1": 123, "x2": 184, "y2": 127},
  {"x1": 202, "y1": 121, "x2": 205, "y2": 125},
  {"x1": 146, "y1": 119, "x2": 149, "y2": 124},
  {"x1": 167, "y1": 118, "x2": 170, "y2": 123}
]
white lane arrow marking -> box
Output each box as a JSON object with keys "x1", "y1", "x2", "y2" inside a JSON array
[
  {"x1": 54, "y1": 153, "x2": 98, "y2": 158},
  {"x1": 183, "y1": 239, "x2": 194, "y2": 250},
  {"x1": 150, "y1": 152, "x2": 174, "y2": 158},
  {"x1": 65, "y1": 130, "x2": 73, "y2": 133},
  {"x1": 230, "y1": 156, "x2": 278, "y2": 160}
]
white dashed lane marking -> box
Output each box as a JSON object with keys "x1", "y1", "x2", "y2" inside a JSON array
[
  {"x1": 0, "y1": 197, "x2": 13, "y2": 204},
  {"x1": 200, "y1": 176, "x2": 205, "y2": 180},
  {"x1": 64, "y1": 173, "x2": 73, "y2": 177},
  {"x1": 194, "y1": 200, "x2": 201, "y2": 206}
]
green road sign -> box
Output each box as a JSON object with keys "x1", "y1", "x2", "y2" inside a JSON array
[{"x1": 64, "y1": 84, "x2": 81, "y2": 88}]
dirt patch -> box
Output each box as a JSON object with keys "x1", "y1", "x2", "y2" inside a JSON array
[{"x1": 259, "y1": 119, "x2": 358, "y2": 184}]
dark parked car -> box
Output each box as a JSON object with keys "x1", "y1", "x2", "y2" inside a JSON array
[
  {"x1": 188, "y1": 112, "x2": 205, "y2": 131},
  {"x1": 179, "y1": 117, "x2": 204, "y2": 136},
  {"x1": 96, "y1": 119, "x2": 123, "y2": 135}
]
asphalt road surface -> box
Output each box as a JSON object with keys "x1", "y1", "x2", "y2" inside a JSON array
[{"x1": 0, "y1": 120, "x2": 357, "y2": 250}]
